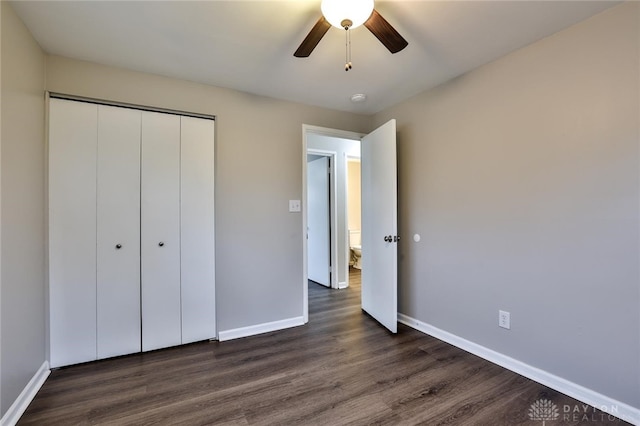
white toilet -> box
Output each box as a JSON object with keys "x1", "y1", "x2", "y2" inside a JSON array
[{"x1": 349, "y1": 230, "x2": 362, "y2": 269}]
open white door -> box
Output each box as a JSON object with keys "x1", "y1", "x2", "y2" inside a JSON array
[
  {"x1": 361, "y1": 119, "x2": 397, "y2": 333},
  {"x1": 307, "y1": 156, "x2": 331, "y2": 286}
]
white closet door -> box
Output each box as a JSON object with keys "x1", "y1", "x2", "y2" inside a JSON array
[
  {"x1": 141, "y1": 111, "x2": 182, "y2": 351},
  {"x1": 180, "y1": 116, "x2": 216, "y2": 343},
  {"x1": 96, "y1": 105, "x2": 142, "y2": 359},
  {"x1": 49, "y1": 98, "x2": 98, "y2": 367}
]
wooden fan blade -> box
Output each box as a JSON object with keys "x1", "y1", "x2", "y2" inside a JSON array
[
  {"x1": 294, "y1": 16, "x2": 331, "y2": 58},
  {"x1": 364, "y1": 9, "x2": 408, "y2": 54}
]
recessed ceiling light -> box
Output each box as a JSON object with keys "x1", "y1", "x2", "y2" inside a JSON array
[{"x1": 350, "y1": 93, "x2": 367, "y2": 103}]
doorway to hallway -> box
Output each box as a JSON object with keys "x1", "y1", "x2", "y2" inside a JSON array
[
  {"x1": 302, "y1": 121, "x2": 399, "y2": 335},
  {"x1": 302, "y1": 125, "x2": 362, "y2": 323}
]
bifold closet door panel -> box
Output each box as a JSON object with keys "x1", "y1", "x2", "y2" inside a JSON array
[
  {"x1": 96, "y1": 105, "x2": 142, "y2": 359},
  {"x1": 48, "y1": 98, "x2": 98, "y2": 368},
  {"x1": 141, "y1": 111, "x2": 182, "y2": 352},
  {"x1": 180, "y1": 117, "x2": 216, "y2": 343}
]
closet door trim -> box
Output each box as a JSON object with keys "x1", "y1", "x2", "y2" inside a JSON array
[{"x1": 49, "y1": 97, "x2": 217, "y2": 366}]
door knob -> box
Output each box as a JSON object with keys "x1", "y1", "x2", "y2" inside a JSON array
[
  {"x1": 115, "y1": 244, "x2": 122, "y2": 249},
  {"x1": 158, "y1": 242, "x2": 164, "y2": 247},
  {"x1": 394, "y1": 236, "x2": 400, "y2": 242},
  {"x1": 384, "y1": 235, "x2": 392, "y2": 242}
]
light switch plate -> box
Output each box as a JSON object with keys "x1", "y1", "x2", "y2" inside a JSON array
[{"x1": 289, "y1": 200, "x2": 301, "y2": 212}]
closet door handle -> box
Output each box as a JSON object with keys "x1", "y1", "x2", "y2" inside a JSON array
[
  {"x1": 115, "y1": 244, "x2": 122, "y2": 249},
  {"x1": 158, "y1": 242, "x2": 165, "y2": 247}
]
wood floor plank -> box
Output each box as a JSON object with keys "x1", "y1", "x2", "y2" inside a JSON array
[{"x1": 19, "y1": 268, "x2": 630, "y2": 425}]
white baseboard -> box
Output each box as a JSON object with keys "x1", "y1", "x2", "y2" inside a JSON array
[
  {"x1": 218, "y1": 316, "x2": 305, "y2": 342},
  {"x1": 398, "y1": 314, "x2": 640, "y2": 426},
  {"x1": 338, "y1": 281, "x2": 348, "y2": 289},
  {"x1": 1, "y1": 361, "x2": 50, "y2": 426}
]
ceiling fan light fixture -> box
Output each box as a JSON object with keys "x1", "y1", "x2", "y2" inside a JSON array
[{"x1": 321, "y1": 0, "x2": 374, "y2": 29}]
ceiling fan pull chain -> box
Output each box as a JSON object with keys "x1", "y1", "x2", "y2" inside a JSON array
[
  {"x1": 344, "y1": 27, "x2": 350, "y2": 71},
  {"x1": 344, "y1": 27, "x2": 353, "y2": 72},
  {"x1": 348, "y1": 28, "x2": 352, "y2": 70},
  {"x1": 344, "y1": 28, "x2": 348, "y2": 71}
]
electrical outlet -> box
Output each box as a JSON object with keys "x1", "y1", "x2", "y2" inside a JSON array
[{"x1": 499, "y1": 310, "x2": 510, "y2": 330}]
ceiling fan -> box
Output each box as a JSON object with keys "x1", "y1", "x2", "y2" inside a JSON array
[{"x1": 294, "y1": 0, "x2": 408, "y2": 70}]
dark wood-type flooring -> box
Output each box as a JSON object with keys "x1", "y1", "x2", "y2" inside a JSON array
[{"x1": 20, "y1": 268, "x2": 629, "y2": 425}]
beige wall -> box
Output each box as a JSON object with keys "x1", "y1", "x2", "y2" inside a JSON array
[
  {"x1": 347, "y1": 160, "x2": 361, "y2": 233},
  {"x1": 0, "y1": 1, "x2": 46, "y2": 417},
  {"x1": 45, "y1": 55, "x2": 371, "y2": 332},
  {"x1": 374, "y1": 2, "x2": 639, "y2": 408}
]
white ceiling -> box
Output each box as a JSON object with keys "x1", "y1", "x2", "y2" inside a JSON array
[{"x1": 11, "y1": 0, "x2": 618, "y2": 114}]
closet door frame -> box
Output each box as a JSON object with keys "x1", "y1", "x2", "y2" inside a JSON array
[{"x1": 48, "y1": 94, "x2": 217, "y2": 366}]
